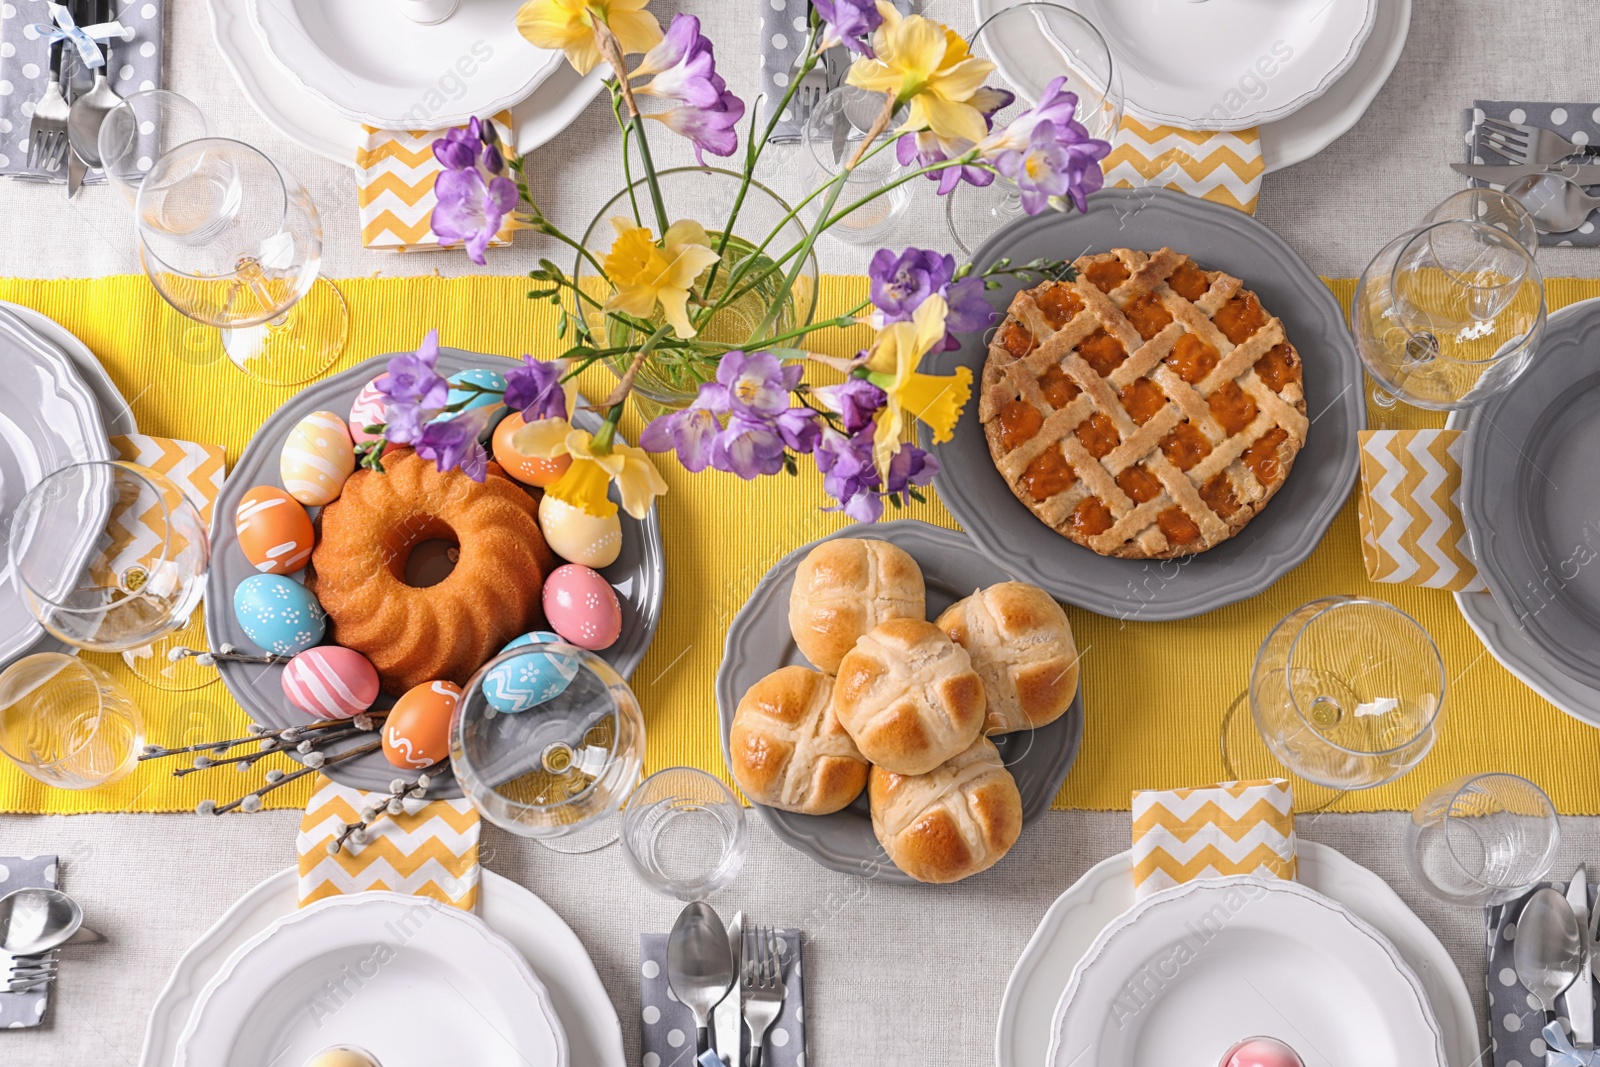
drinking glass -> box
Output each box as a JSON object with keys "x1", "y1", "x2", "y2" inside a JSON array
[
  {"x1": 1350, "y1": 218, "x2": 1545, "y2": 414},
  {"x1": 135, "y1": 138, "x2": 348, "y2": 387},
  {"x1": 451, "y1": 642, "x2": 645, "y2": 853},
  {"x1": 1404, "y1": 773, "x2": 1560, "y2": 905},
  {"x1": 945, "y1": 2, "x2": 1123, "y2": 255},
  {"x1": 804, "y1": 86, "x2": 911, "y2": 245},
  {"x1": 621, "y1": 768, "x2": 747, "y2": 900},
  {"x1": 0, "y1": 653, "x2": 144, "y2": 789},
  {"x1": 1248, "y1": 597, "x2": 1444, "y2": 791},
  {"x1": 1423, "y1": 188, "x2": 1539, "y2": 259},
  {"x1": 8, "y1": 461, "x2": 209, "y2": 654},
  {"x1": 97, "y1": 90, "x2": 208, "y2": 208}
]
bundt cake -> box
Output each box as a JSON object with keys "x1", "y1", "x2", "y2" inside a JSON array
[{"x1": 307, "y1": 449, "x2": 558, "y2": 695}]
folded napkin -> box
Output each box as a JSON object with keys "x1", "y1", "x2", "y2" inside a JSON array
[
  {"x1": 356, "y1": 114, "x2": 519, "y2": 251},
  {"x1": 1131, "y1": 779, "x2": 1296, "y2": 900},
  {"x1": 0, "y1": 854, "x2": 58, "y2": 1030},
  {"x1": 93, "y1": 432, "x2": 225, "y2": 600},
  {"x1": 1463, "y1": 101, "x2": 1600, "y2": 247},
  {"x1": 760, "y1": 0, "x2": 912, "y2": 144},
  {"x1": 641, "y1": 928, "x2": 805, "y2": 1067},
  {"x1": 297, "y1": 775, "x2": 482, "y2": 910},
  {"x1": 1356, "y1": 429, "x2": 1485, "y2": 592},
  {"x1": 1487, "y1": 881, "x2": 1599, "y2": 1066},
  {"x1": 0, "y1": 1, "x2": 164, "y2": 181},
  {"x1": 1104, "y1": 117, "x2": 1264, "y2": 214}
]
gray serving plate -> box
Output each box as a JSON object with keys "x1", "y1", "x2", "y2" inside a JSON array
[
  {"x1": 1461, "y1": 297, "x2": 1600, "y2": 693},
  {"x1": 924, "y1": 188, "x2": 1364, "y2": 622},
  {"x1": 206, "y1": 350, "x2": 665, "y2": 796},
  {"x1": 716, "y1": 520, "x2": 1085, "y2": 884}
]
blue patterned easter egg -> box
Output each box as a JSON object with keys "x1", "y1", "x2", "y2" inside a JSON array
[
  {"x1": 483, "y1": 631, "x2": 579, "y2": 713},
  {"x1": 430, "y1": 368, "x2": 508, "y2": 440},
  {"x1": 233, "y1": 574, "x2": 327, "y2": 657}
]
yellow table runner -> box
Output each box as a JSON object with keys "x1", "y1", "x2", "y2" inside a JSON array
[{"x1": 4, "y1": 274, "x2": 1600, "y2": 815}]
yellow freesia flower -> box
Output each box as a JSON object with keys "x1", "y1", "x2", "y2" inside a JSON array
[
  {"x1": 846, "y1": 1, "x2": 995, "y2": 146},
  {"x1": 516, "y1": 0, "x2": 663, "y2": 76},
  {"x1": 603, "y1": 217, "x2": 721, "y2": 338},
  {"x1": 509, "y1": 419, "x2": 668, "y2": 519},
  {"x1": 864, "y1": 295, "x2": 972, "y2": 479}
]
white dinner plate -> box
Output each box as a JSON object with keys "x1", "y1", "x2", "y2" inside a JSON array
[
  {"x1": 1047, "y1": 876, "x2": 1448, "y2": 1067},
  {"x1": 210, "y1": 0, "x2": 604, "y2": 169},
  {"x1": 996, "y1": 841, "x2": 1480, "y2": 1067},
  {"x1": 0, "y1": 309, "x2": 114, "y2": 668},
  {"x1": 175, "y1": 893, "x2": 567, "y2": 1067},
  {"x1": 247, "y1": 0, "x2": 562, "y2": 129},
  {"x1": 141, "y1": 870, "x2": 623, "y2": 1067}
]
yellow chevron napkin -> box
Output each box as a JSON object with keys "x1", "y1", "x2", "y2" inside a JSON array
[
  {"x1": 1103, "y1": 117, "x2": 1264, "y2": 214},
  {"x1": 1131, "y1": 779, "x2": 1296, "y2": 900},
  {"x1": 297, "y1": 775, "x2": 482, "y2": 911},
  {"x1": 1357, "y1": 430, "x2": 1485, "y2": 593},
  {"x1": 355, "y1": 114, "x2": 519, "y2": 251},
  {"x1": 92, "y1": 434, "x2": 225, "y2": 591}
]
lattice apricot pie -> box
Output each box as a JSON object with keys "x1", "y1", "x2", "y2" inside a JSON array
[{"x1": 979, "y1": 248, "x2": 1309, "y2": 559}]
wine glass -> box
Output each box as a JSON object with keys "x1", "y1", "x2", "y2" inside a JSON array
[
  {"x1": 7, "y1": 461, "x2": 209, "y2": 655},
  {"x1": 804, "y1": 86, "x2": 912, "y2": 245},
  {"x1": 1243, "y1": 597, "x2": 1444, "y2": 793},
  {"x1": 0, "y1": 653, "x2": 144, "y2": 789},
  {"x1": 1404, "y1": 773, "x2": 1560, "y2": 906},
  {"x1": 1350, "y1": 218, "x2": 1545, "y2": 419},
  {"x1": 1423, "y1": 188, "x2": 1539, "y2": 259},
  {"x1": 621, "y1": 767, "x2": 747, "y2": 900},
  {"x1": 97, "y1": 90, "x2": 209, "y2": 208},
  {"x1": 946, "y1": 1, "x2": 1123, "y2": 255},
  {"x1": 135, "y1": 138, "x2": 348, "y2": 388},
  {"x1": 451, "y1": 641, "x2": 645, "y2": 853}
]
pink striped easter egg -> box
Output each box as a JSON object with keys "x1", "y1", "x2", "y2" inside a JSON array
[
  {"x1": 281, "y1": 646, "x2": 380, "y2": 720},
  {"x1": 348, "y1": 374, "x2": 389, "y2": 444}
]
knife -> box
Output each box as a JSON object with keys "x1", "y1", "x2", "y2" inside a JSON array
[
  {"x1": 714, "y1": 911, "x2": 742, "y2": 1066},
  {"x1": 1452, "y1": 161, "x2": 1600, "y2": 186},
  {"x1": 1568, "y1": 864, "x2": 1594, "y2": 1049}
]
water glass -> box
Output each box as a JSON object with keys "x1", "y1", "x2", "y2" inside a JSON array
[
  {"x1": 0, "y1": 653, "x2": 144, "y2": 789},
  {"x1": 97, "y1": 90, "x2": 209, "y2": 208},
  {"x1": 1249, "y1": 597, "x2": 1445, "y2": 791},
  {"x1": 804, "y1": 87, "x2": 911, "y2": 245},
  {"x1": 1404, "y1": 773, "x2": 1560, "y2": 905},
  {"x1": 621, "y1": 768, "x2": 747, "y2": 900}
]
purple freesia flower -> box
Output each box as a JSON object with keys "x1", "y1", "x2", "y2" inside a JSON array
[
  {"x1": 379, "y1": 331, "x2": 451, "y2": 444},
  {"x1": 640, "y1": 351, "x2": 820, "y2": 478},
  {"x1": 633, "y1": 15, "x2": 723, "y2": 109},
  {"x1": 639, "y1": 404, "x2": 721, "y2": 472},
  {"x1": 504, "y1": 355, "x2": 569, "y2": 421},
  {"x1": 710, "y1": 415, "x2": 788, "y2": 479},
  {"x1": 774, "y1": 407, "x2": 822, "y2": 454},
  {"x1": 413, "y1": 407, "x2": 492, "y2": 482},
  {"x1": 993, "y1": 119, "x2": 1109, "y2": 215},
  {"x1": 815, "y1": 377, "x2": 887, "y2": 434},
  {"x1": 650, "y1": 89, "x2": 746, "y2": 164},
  {"x1": 814, "y1": 0, "x2": 881, "y2": 56},
  {"x1": 868, "y1": 248, "x2": 999, "y2": 349},
  {"x1": 706, "y1": 350, "x2": 803, "y2": 419},
  {"x1": 884, "y1": 443, "x2": 939, "y2": 495},
  {"x1": 895, "y1": 86, "x2": 1014, "y2": 195},
  {"x1": 430, "y1": 117, "x2": 518, "y2": 265},
  {"x1": 814, "y1": 427, "x2": 884, "y2": 522},
  {"x1": 945, "y1": 276, "x2": 994, "y2": 335}
]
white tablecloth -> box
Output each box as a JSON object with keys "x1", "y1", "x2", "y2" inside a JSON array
[{"x1": 6, "y1": 0, "x2": 1600, "y2": 1063}]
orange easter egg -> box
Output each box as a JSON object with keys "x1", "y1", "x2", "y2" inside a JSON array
[
  {"x1": 383, "y1": 680, "x2": 461, "y2": 769},
  {"x1": 235, "y1": 486, "x2": 315, "y2": 575},
  {"x1": 492, "y1": 412, "x2": 573, "y2": 487}
]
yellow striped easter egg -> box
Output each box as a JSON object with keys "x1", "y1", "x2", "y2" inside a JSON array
[{"x1": 279, "y1": 410, "x2": 355, "y2": 506}]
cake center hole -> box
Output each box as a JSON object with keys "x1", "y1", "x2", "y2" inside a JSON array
[{"x1": 392, "y1": 516, "x2": 461, "y2": 589}]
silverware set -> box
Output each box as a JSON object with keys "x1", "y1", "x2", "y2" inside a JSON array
[
  {"x1": 668, "y1": 902, "x2": 793, "y2": 1067},
  {"x1": 1452, "y1": 115, "x2": 1600, "y2": 235},
  {"x1": 1512, "y1": 863, "x2": 1599, "y2": 1054},
  {"x1": 21, "y1": 0, "x2": 123, "y2": 197},
  {"x1": 0, "y1": 887, "x2": 105, "y2": 995}
]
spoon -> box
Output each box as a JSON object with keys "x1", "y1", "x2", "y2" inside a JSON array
[
  {"x1": 65, "y1": 0, "x2": 124, "y2": 170},
  {"x1": 666, "y1": 901, "x2": 735, "y2": 1058},
  {"x1": 1513, "y1": 886, "x2": 1584, "y2": 1022},
  {"x1": 1506, "y1": 172, "x2": 1600, "y2": 234},
  {"x1": 0, "y1": 888, "x2": 101, "y2": 956}
]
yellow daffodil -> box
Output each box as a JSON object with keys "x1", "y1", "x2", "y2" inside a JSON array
[
  {"x1": 602, "y1": 217, "x2": 721, "y2": 338},
  {"x1": 509, "y1": 418, "x2": 668, "y2": 519},
  {"x1": 516, "y1": 0, "x2": 663, "y2": 76},
  {"x1": 863, "y1": 295, "x2": 972, "y2": 479},
  {"x1": 846, "y1": 2, "x2": 996, "y2": 146}
]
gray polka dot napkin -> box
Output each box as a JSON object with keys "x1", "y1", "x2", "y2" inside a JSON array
[
  {"x1": 640, "y1": 929, "x2": 806, "y2": 1067},
  {"x1": 0, "y1": 0, "x2": 165, "y2": 180},
  {"x1": 760, "y1": 0, "x2": 914, "y2": 144},
  {"x1": 0, "y1": 855, "x2": 59, "y2": 1031},
  {"x1": 1462, "y1": 100, "x2": 1600, "y2": 247},
  {"x1": 1485, "y1": 880, "x2": 1597, "y2": 1066}
]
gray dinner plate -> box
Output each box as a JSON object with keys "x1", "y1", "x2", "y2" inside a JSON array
[
  {"x1": 923, "y1": 188, "x2": 1365, "y2": 622},
  {"x1": 206, "y1": 350, "x2": 665, "y2": 796},
  {"x1": 1461, "y1": 296, "x2": 1600, "y2": 693},
  {"x1": 715, "y1": 520, "x2": 1085, "y2": 884}
]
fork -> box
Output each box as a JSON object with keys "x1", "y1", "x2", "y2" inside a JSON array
[
  {"x1": 1480, "y1": 117, "x2": 1600, "y2": 166},
  {"x1": 26, "y1": 31, "x2": 70, "y2": 173},
  {"x1": 6, "y1": 949, "x2": 58, "y2": 994},
  {"x1": 791, "y1": 60, "x2": 830, "y2": 132},
  {"x1": 741, "y1": 925, "x2": 786, "y2": 1067}
]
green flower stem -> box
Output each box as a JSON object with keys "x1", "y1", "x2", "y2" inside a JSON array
[
  {"x1": 630, "y1": 112, "x2": 671, "y2": 237},
  {"x1": 820, "y1": 151, "x2": 983, "y2": 230},
  {"x1": 751, "y1": 172, "x2": 848, "y2": 340},
  {"x1": 691, "y1": 298, "x2": 874, "y2": 353},
  {"x1": 590, "y1": 402, "x2": 627, "y2": 453}
]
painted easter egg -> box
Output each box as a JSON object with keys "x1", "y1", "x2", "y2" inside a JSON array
[
  {"x1": 542, "y1": 564, "x2": 622, "y2": 651},
  {"x1": 491, "y1": 412, "x2": 572, "y2": 487},
  {"x1": 348, "y1": 374, "x2": 389, "y2": 444},
  {"x1": 281, "y1": 646, "x2": 380, "y2": 720},
  {"x1": 482, "y1": 631, "x2": 580, "y2": 714},
  {"x1": 233, "y1": 574, "x2": 326, "y2": 657},
  {"x1": 280, "y1": 410, "x2": 355, "y2": 506},
  {"x1": 430, "y1": 368, "x2": 507, "y2": 440},
  {"x1": 235, "y1": 486, "x2": 315, "y2": 575},
  {"x1": 383, "y1": 680, "x2": 462, "y2": 769},
  {"x1": 538, "y1": 495, "x2": 622, "y2": 569}
]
